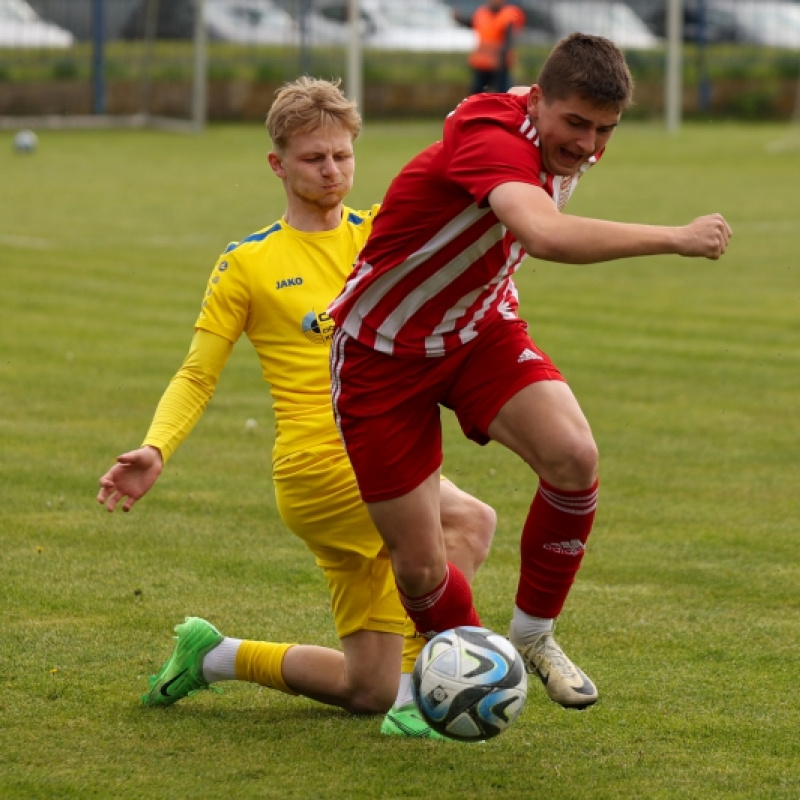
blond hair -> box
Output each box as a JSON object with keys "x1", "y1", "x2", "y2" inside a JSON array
[{"x1": 266, "y1": 76, "x2": 362, "y2": 152}]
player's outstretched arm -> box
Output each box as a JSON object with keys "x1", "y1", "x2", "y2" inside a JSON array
[
  {"x1": 97, "y1": 330, "x2": 232, "y2": 513},
  {"x1": 489, "y1": 182, "x2": 731, "y2": 264},
  {"x1": 97, "y1": 445, "x2": 163, "y2": 513}
]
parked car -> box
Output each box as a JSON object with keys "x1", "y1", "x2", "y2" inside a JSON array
[
  {"x1": 204, "y1": 0, "x2": 297, "y2": 43},
  {"x1": 715, "y1": 0, "x2": 800, "y2": 48},
  {"x1": 308, "y1": 0, "x2": 478, "y2": 51},
  {"x1": 122, "y1": 0, "x2": 297, "y2": 44},
  {"x1": 549, "y1": 1, "x2": 660, "y2": 47},
  {"x1": 25, "y1": 0, "x2": 136, "y2": 41},
  {"x1": 646, "y1": 0, "x2": 739, "y2": 44},
  {"x1": 122, "y1": 0, "x2": 474, "y2": 49},
  {"x1": 0, "y1": 0, "x2": 74, "y2": 47}
]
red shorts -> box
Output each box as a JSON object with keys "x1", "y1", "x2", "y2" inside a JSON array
[{"x1": 331, "y1": 316, "x2": 564, "y2": 503}]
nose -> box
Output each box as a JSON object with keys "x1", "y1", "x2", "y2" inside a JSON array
[
  {"x1": 576, "y1": 129, "x2": 596, "y2": 155},
  {"x1": 320, "y1": 155, "x2": 337, "y2": 175}
]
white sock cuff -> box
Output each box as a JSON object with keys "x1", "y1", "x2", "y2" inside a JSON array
[
  {"x1": 394, "y1": 671, "x2": 415, "y2": 709},
  {"x1": 202, "y1": 637, "x2": 243, "y2": 683},
  {"x1": 509, "y1": 607, "x2": 554, "y2": 645}
]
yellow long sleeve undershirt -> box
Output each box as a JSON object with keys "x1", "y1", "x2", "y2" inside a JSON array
[{"x1": 142, "y1": 328, "x2": 234, "y2": 464}]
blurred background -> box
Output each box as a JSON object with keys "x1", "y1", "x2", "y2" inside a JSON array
[{"x1": 1, "y1": 0, "x2": 799, "y2": 126}]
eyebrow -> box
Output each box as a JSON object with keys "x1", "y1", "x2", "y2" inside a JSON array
[
  {"x1": 566, "y1": 113, "x2": 619, "y2": 129},
  {"x1": 296, "y1": 146, "x2": 354, "y2": 156}
]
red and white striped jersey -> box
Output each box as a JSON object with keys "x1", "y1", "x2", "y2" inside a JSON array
[{"x1": 328, "y1": 92, "x2": 599, "y2": 358}]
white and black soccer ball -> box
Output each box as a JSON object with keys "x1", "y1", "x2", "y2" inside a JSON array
[
  {"x1": 412, "y1": 626, "x2": 527, "y2": 742},
  {"x1": 13, "y1": 129, "x2": 38, "y2": 154}
]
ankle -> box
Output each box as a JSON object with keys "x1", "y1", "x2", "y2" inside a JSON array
[
  {"x1": 201, "y1": 637, "x2": 242, "y2": 683},
  {"x1": 509, "y1": 607, "x2": 554, "y2": 645}
]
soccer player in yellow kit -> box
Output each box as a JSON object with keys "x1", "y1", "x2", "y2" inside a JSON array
[{"x1": 97, "y1": 77, "x2": 495, "y2": 738}]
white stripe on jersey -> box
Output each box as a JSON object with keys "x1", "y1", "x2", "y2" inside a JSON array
[
  {"x1": 374, "y1": 215, "x2": 506, "y2": 353},
  {"x1": 519, "y1": 116, "x2": 539, "y2": 143},
  {"x1": 423, "y1": 240, "x2": 523, "y2": 355},
  {"x1": 450, "y1": 241, "x2": 524, "y2": 350},
  {"x1": 346, "y1": 204, "x2": 494, "y2": 353}
]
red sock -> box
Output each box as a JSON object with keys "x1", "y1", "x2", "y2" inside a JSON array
[
  {"x1": 397, "y1": 562, "x2": 481, "y2": 638},
  {"x1": 515, "y1": 478, "x2": 599, "y2": 619}
]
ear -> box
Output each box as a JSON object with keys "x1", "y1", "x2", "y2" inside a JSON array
[
  {"x1": 268, "y1": 151, "x2": 285, "y2": 178},
  {"x1": 527, "y1": 84, "x2": 543, "y2": 119}
]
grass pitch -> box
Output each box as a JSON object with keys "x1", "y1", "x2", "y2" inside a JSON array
[{"x1": 1, "y1": 120, "x2": 799, "y2": 799}]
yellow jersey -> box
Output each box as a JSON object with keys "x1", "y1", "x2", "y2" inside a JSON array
[{"x1": 194, "y1": 205, "x2": 379, "y2": 463}]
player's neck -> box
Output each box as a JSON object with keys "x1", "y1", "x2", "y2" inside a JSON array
[{"x1": 283, "y1": 203, "x2": 343, "y2": 233}]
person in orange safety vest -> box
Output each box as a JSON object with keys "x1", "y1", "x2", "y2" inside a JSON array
[{"x1": 468, "y1": 0, "x2": 526, "y2": 94}]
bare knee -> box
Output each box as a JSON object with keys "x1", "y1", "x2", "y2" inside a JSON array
[
  {"x1": 337, "y1": 630, "x2": 402, "y2": 714},
  {"x1": 392, "y1": 550, "x2": 447, "y2": 596},
  {"x1": 441, "y1": 493, "x2": 496, "y2": 581},
  {"x1": 342, "y1": 681, "x2": 396, "y2": 715},
  {"x1": 538, "y1": 434, "x2": 598, "y2": 489},
  {"x1": 469, "y1": 498, "x2": 496, "y2": 564}
]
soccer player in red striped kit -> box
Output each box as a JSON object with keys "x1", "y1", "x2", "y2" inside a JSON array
[{"x1": 328, "y1": 33, "x2": 732, "y2": 708}]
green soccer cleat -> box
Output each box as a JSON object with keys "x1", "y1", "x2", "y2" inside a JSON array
[
  {"x1": 380, "y1": 701, "x2": 448, "y2": 740},
  {"x1": 142, "y1": 616, "x2": 224, "y2": 707}
]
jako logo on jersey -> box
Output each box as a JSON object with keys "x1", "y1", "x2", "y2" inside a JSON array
[
  {"x1": 301, "y1": 310, "x2": 335, "y2": 344},
  {"x1": 276, "y1": 277, "x2": 303, "y2": 290}
]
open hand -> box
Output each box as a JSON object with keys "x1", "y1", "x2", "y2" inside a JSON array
[{"x1": 97, "y1": 446, "x2": 163, "y2": 512}]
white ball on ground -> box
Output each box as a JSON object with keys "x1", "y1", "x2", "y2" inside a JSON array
[
  {"x1": 412, "y1": 626, "x2": 528, "y2": 742},
  {"x1": 14, "y1": 129, "x2": 38, "y2": 153}
]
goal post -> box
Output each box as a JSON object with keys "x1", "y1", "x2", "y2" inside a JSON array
[
  {"x1": 664, "y1": 0, "x2": 683, "y2": 133},
  {"x1": 191, "y1": 0, "x2": 207, "y2": 131},
  {"x1": 345, "y1": 0, "x2": 362, "y2": 114},
  {"x1": 134, "y1": 0, "x2": 207, "y2": 132}
]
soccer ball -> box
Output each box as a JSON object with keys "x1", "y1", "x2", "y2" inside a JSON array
[
  {"x1": 412, "y1": 626, "x2": 527, "y2": 742},
  {"x1": 13, "y1": 129, "x2": 38, "y2": 154}
]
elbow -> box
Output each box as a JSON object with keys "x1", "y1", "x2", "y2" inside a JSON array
[
  {"x1": 191, "y1": 370, "x2": 220, "y2": 395},
  {"x1": 173, "y1": 363, "x2": 220, "y2": 395}
]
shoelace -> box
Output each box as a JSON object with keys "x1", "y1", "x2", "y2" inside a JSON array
[{"x1": 535, "y1": 636, "x2": 579, "y2": 678}]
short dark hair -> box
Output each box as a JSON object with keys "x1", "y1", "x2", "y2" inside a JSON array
[{"x1": 537, "y1": 33, "x2": 634, "y2": 112}]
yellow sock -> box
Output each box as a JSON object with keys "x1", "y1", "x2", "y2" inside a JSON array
[
  {"x1": 401, "y1": 618, "x2": 425, "y2": 674},
  {"x1": 235, "y1": 640, "x2": 299, "y2": 695}
]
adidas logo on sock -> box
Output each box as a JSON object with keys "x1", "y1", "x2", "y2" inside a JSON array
[
  {"x1": 543, "y1": 539, "x2": 586, "y2": 556},
  {"x1": 518, "y1": 348, "x2": 543, "y2": 363}
]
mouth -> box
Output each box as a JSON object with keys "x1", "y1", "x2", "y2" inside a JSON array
[{"x1": 558, "y1": 147, "x2": 584, "y2": 167}]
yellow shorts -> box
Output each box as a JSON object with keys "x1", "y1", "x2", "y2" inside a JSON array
[{"x1": 273, "y1": 442, "x2": 408, "y2": 642}]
